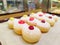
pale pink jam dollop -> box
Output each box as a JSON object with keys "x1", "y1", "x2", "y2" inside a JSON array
[
  {"x1": 48, "y1": 16, "x2": 52, "y2": 19},
  {"x1": 29, "y1": 17, "x2": 34, "y2": 21},
  {"x1": 39, "y1": 14, "x2": 43, "y2": 17},
  {"x1": 52, "y1": 14, "x2": 55, "y2": 16}
]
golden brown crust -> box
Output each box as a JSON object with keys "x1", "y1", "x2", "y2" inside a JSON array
[{"x1": 14, "y1": 28, "x2": 22, "y2": 35}]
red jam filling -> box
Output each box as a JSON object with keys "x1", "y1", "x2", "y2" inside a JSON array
[
  {"x1": 18, "y1": 20, "x2": 25, "y2": 24},
  {"x1": 48, "y1": 16, "x2": 52, "y2": 19},
  {"x1": 52, "y1": 14, "x2": 55, "y2": 16},
  {"x1": 29, "y1": 17, "x2": 34, "y2": 21},
  {"x1": 43, "y1": 12, "x2": 46, "y2": 14},
  {"x1": 41, "y1": 20, "x2": 45, "y2": 23},
  {"x1": 29, "y1": 26, "x2": 34, "y2": 30},
  {"x1": 39, "y1": 14, "x2": 43, "y2": 17}
]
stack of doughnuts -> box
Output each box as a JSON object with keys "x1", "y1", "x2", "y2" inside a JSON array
[
  {"x1": 21, "y1": 16, "x2": 51, "y2": 33},
  {"x1": 7, "y1": 12, "x2": 59, "y2": 43}
]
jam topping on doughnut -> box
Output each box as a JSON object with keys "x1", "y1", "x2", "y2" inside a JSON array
[
  {"x1": 23, "y1": 15, "x2": 28, "y2": 17},
  {"x1": 29, "y1": 17, "x2": 34, "y2": 21},
  {"x1": 41, "y1": 20, "x2": 45, "y2": 23},
  {"x1": 39, "y1": 14, "x2": 43, "y2": 17},
  {"x1": 18, "y1": 20, "x2": 25, "y2": 24},
  {"x1": 43, "y1": 12, "x2": 46, "y2": 14},
  {"x1": 29, "y1": 26, "x2": 34, "y2": 30},
  {"x1": 52, "y1": 14, "x2": 55, "y2": 16},
  {"x1": 10, "y1": 17, "x2": 14, "y2": 21},
  {"x1": 48, "y1": 16, "x2": 52, "y2": 19}
]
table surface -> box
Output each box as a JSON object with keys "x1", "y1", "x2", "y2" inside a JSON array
[{"x1": 0, "y1": 18, "x2": 60, "y2": 45}]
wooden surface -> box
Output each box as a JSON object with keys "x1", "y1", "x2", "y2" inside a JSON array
[
  {"x1": 0, "y1": 9, "x2": 41, "y2": 20},
  {"x1": 0, "y1": 18, "x2": 60, "y2": 45}
]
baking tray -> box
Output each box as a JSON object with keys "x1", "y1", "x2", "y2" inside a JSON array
[{"x1": 0, "y1": 18, "x2": 60, "y2": 45}]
